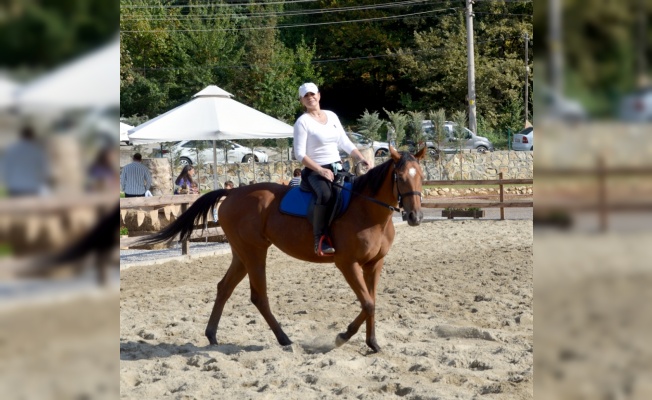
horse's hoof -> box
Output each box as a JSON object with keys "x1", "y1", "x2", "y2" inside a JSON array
[
  {"x1": 205, "y1": 331, "x2": 218, "y2": 346},
  {"x1": 335, "y1": 333, "x2": 349, "y2": 347},
  {"x1": 366, "y1": 339, "x2": 381, "y2": 353},
  {"x1": 278, "y1": 337, "x2": 293, "y2": 346}
]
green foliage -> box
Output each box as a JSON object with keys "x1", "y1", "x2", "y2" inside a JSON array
[
  {"x1": 427, "y1": 108, "x2": 447, "y2": 150},
  {"x1": 383, "y1": 109, "x2": 408, "y2": 147},
  {"x1": 356, "y1": 110, "x2": 383, "y2": 141},
  {"x1": 396, "y1": 2, "x2": 533, "y2": 132},
  {"x1": 119, "y1": 0, "x2": 323, "y2": 121},
  {"x1": 0, "y1": 0, "x2": 118, "y2": 68},
  {"x1": 120, "y1": 227, "x2": 129, "y2": 236},
  {"x1": 450, "y1": 110, "x2": 468, "y2": 148},
  {"x1": 407, "y1": 110, "x2": 425, "y2": 145}
]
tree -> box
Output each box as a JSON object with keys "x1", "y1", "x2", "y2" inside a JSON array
[
  {"x1": 395, "y1": 2, "x2": 533, "y2": 132},
  {"x1": 427, "y1": 108, "x2": 447, "y2": 153},
  {"x1": 356, "y1": 110, "x2": 383, "y2": 141},
  {"x1": 383, "y1": 109, "x2": 408, "y2": 148},
  {"x1": 451, "y1": 110, "x2": 467, "y2": 179},
  {"x1": 407, "y1": 110, "x2": 425, "y2": 146}
]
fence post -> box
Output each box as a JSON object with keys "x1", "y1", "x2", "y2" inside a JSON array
[
  {"x1": 499, "y1": 172, "x2": 505, "y2": 220},
  {"x1": 598, "y1": 155, "x2": 607, "y2": 232},
  {"x1": 181, "y1": 202, "x2": 189, "y2": 255}
]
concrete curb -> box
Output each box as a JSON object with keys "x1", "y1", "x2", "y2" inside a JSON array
[{"x1": 120, "y1": 247, "x2": 233, "y2": 270}]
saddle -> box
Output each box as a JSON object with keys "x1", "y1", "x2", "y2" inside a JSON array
[{"x1": 279, "y1": 172, "x2": 355, "y2": 225}]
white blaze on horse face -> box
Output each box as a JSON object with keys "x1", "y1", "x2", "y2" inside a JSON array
[{"x1": 408, "y1": 167, "x2": 417, "y2": 178}]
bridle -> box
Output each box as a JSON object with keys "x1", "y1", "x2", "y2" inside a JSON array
[
  {"x1": 333, "y1": 161, "x2": 422, "y2": 214},
  {"x1": 393, "y1": 168, "x2": 422, "y2": 209}
]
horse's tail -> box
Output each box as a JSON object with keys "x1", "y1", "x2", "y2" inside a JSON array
[{"x1": 137, "y1": 189, "x2": 229, "y2": 246}]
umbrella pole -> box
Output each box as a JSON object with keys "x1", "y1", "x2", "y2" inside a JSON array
[{"x1": 212, "y1": 140, "x2": 218, "y2": 190}]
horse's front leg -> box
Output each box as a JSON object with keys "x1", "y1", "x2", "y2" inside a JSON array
[
  {"x1": 362, "y1": 258, "x2": 384, "y2": 352},
  {"x1": 334, "y1": 261, "x2": 378, "y2": 352}
]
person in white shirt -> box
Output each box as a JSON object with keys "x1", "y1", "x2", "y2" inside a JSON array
[{"x1": 293, "y1": 82, "x2": 368, "y2": 255}]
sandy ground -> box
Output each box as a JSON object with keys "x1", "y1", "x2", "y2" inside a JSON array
[
  {"x1": 0, "y1": 289, "x2": 120, "y2": 400},
  {"x1": 120, "y1": 220, "x2": 533, "y2": 399}
]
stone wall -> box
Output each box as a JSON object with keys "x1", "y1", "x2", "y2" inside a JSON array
[{"x1": 128, "y1": 151, "x2": 532, "y2": 194}]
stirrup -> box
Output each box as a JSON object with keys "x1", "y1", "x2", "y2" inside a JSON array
[{"x1": 315, "y1": 235, "x2": 335, "y2": 257}]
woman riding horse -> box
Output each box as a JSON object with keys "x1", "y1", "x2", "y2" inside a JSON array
[{"x1": 140, "y1": 146, "x2": 426, "y2": 353}]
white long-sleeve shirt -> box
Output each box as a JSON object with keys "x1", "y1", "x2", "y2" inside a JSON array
[{"x1": 293, "y1": 110, "x2": 357, "y2": 166}]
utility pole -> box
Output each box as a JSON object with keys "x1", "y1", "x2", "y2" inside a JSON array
[
  {"x1": 637, "y1": 0, "x2": 648, "y2": 87},
  {"x1": 549, "y1": 0, "x2": 563, "y2": 96},
  {"x1": 524, "y1": 32, "x2": 530, "y2": 125},
  {"x1": 465, "y1": 0, "x2": 477, "y2": 134}
]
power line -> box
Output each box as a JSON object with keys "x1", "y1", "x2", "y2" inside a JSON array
[
  {"x1": 121, "y1": 0, "x2": 320, "y2": 9},
  {"x1": 120, "y1": 8, "x2": 460, "y2": 32},
  {"x1": 121, "y1": 0, "x2": 442, "y2": 21},
  {"x1": 474, "y1": 12, "x2": 532, "y2": 16}
]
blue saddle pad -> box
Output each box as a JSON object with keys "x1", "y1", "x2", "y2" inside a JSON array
[{"x1": 280, "y1": 183, "x2": 353, "y2": 218}]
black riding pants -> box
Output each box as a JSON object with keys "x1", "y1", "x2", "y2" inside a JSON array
[{"x1": 301, "y1": 165, "x2": 336, "y2": 206}]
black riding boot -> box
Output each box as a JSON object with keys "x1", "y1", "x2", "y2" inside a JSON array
[{"x1": 313, "y1": 204, "x2": 335, "y2": 255}]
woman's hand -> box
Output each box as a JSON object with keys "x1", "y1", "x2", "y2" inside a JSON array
[{"x1": 319, "y1": 167, "x2": 334, "y2": 182}]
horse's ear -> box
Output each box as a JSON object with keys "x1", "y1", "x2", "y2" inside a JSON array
[
  {"x1": 390, "y1": 145, "x2": 401, "y2": 162},
  {"x1": 414, "y1": 146, "x2": 427, "y2": 161}
]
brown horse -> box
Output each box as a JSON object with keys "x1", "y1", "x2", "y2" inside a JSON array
[{"x1": 141, "y1": 146, "x2": 426, "y2": 352}]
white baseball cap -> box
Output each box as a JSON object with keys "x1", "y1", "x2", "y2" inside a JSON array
[{"x1": 298, "y1": 82, "x2": 319, "y2": 99}]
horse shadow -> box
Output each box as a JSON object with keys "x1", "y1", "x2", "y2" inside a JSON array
[{"x1": 120, "y1": 340, "x2": 265, "y2": 361}]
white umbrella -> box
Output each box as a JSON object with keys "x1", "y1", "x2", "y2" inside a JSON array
[
  {"x1": 16, "y1": 38, "x2": 119, "y2": 111},
  {"x1": 128, "y1": 85, "x2": 294, "y2": 188},
  {"x1": 128, "y1": 85, "x2": 293, "y2": 143},
  {"x1": 0, "y1": 75, "x2": 20, "y2": 110}
]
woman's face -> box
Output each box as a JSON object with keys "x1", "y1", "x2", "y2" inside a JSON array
[
  {"x1": 300, "y1": 92, "x2": 320, "y2": 110},
  {"x1": 188, "y1": 168, "x2": 195, "y2": 176}
]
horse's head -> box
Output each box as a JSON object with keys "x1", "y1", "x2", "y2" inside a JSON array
[{"x1": 390, "y1": 146, "x2": 426, "y2": 226}]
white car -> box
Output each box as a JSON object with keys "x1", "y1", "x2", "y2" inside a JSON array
[
  {"x1": 172, "y1": 140, "x2": 268, "y2": 166},
  {"x1": 619, "y1": 87, "x2": 652, "y2": 122},
  {"x1": 120, "y1": 122, "x2": 133, "y2": 145},
  {"x1": 347, "y1": 132, "x2": 390, "y2": 157},
  {"x1": 512, "y1": 126, "x2": 534, "y2": 151}
]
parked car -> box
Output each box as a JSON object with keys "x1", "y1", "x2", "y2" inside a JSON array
[
  {"x1": 421, "y1": 121, "x2": 494, "y2": 153},
  {"x1": 347, "y1": 132, "x2": 390, "y2": 157},
  {"x1": 538, "y1": 85, "x2": 587, "y2": 122},
  {"x1": 619, "y1": 87, "x2": 652, "y2": 122},
  {"x1": 120, "y1": 122, "x2": 133, "y2": 145},
  {"x1": 512, "y1": 126, "x2": 534, "y2": 151},
  {"x1": 172, "y1": 140, "x2": 268, "y2": 166}
]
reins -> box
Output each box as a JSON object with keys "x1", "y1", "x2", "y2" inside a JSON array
[
  {"x1": 332, "y1": 162, "x2": 422, "y2": 214},
  {"x1": 332, "y1": 181, "x2": 402, "y2": 213}
]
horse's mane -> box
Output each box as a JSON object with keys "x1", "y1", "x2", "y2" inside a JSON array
[{"x1": 352, "y1": 152, "x2": 416, "y2": 196}]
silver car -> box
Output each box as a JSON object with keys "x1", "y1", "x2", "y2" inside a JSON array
[
  {"x1": 512, "y1": 126, "x2": 534, "y2": 151},
  {"x1": 421, "y1": 121, "x2": 494, "y2": 153},
  {"x1": 173, "y1": 140, "x2": 268, "y2": 165},
  {"x1": 347, "y1": 132, "x2": 390, "y2": 157}
]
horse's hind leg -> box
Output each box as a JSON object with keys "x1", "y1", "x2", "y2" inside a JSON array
[
  {"x1": 247, "y1": 256, "x2": 292, "y2": 346},
  {"x1": 205, "y1": 254, "x2": 248, "y2": 345}
]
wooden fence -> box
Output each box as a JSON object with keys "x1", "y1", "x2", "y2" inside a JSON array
[
  {"x1": 422, "y1": 174, "x2": 533, "y2": 220},
  {"x1": 119, "y1": 194, "x2": 224, "y2": 254},
  {"x1": 536, "y1": 157, "x2": 652, "y2": 231}
]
